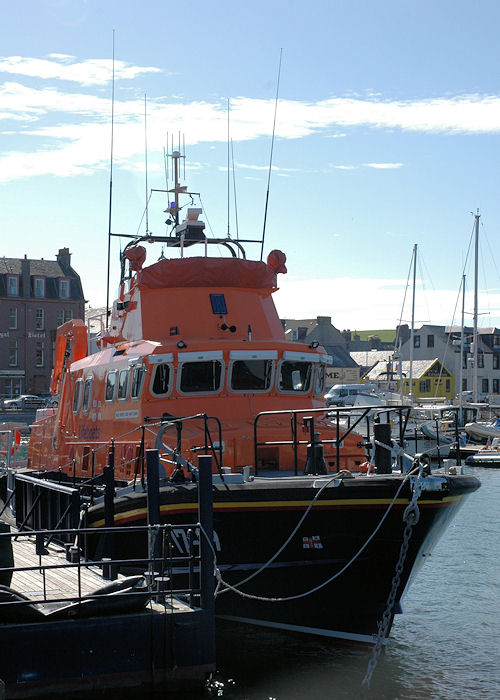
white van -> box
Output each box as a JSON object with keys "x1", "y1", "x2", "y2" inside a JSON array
[{"x1": 324, "y1": 383, "x2": 380, "y2": 407}]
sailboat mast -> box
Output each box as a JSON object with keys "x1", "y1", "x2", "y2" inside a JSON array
[
  {"x1": 472, "y1": 209, "x2": 480, "y2": 402},
  {"x1": 459, "y1": 273, "x2": 466, "y2": 416},
  {"x1": 408, "y1": 243, "x2": 417, "y2": 398}
]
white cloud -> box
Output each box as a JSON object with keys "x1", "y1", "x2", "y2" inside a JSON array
[
  {"x1": 3, "y1": 61, "x2": 500, "y2": 183},
  {"x1": 363, "y1": 162, "x2": 404, "y2": 169},
  {"x1": 273, "y1": 276, "x2": 500, "y2": 329},
  {"x1": 0, "y1": 55, "x2": 160, "y2": 86}
]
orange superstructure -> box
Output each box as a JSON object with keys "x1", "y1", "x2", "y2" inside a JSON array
[{"x1": 28, "y1": 154, "x2": 365, "y2": 479}]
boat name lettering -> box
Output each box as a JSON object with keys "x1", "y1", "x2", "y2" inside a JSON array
[
  {"x1": 115, "y1": 409, "x2": 140, "y2": 420},
  {"x1": 78, "y1": 425, "x2": 101, "y2": 441}
]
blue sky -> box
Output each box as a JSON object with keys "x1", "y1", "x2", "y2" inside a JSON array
[{"x1": 1, "y1": 0, "x2": 500, "y2": 330}]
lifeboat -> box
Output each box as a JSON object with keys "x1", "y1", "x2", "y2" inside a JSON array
[{"x1": 23, "y1": 149, "x2": 480, "y2": 644}]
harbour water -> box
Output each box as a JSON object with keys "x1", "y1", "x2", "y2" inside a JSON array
[
  {"x1": 67, "y1": 466, "x2": 500, "y2": 700},
  {"x1": 204, "y1": 466, "x2": 499, "y2": 700}
]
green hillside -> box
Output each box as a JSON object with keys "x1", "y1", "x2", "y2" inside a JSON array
[{"x1": 351, "y1": 329, "x2": 396, "y2": 342}]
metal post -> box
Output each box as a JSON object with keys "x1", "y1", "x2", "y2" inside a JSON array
[
  {"x1": 146, "y1": 449, "x2": 162, "y2": 570},
  {"x1": 102, "y1": 458, "x2": 116, "y2": 580},
  {"x1": 197, "y1": 455, "x2": 215, "y2": 615},
  {"x1": 374, "y1": 423, "x2": 392, "y2": 474},
  {"x1": 146, "y1": 449, "x2": 161, "y2": 526}
]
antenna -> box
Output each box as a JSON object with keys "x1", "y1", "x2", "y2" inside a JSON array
[
  {"x1": 227, "y1": 99, "x2": 231, "y2": 237},
  {"x1": 231, "y1": 138, "x2": 240, "y2": 242},
  {"x1": 260, "y1": 47, "x2": 283, "y2": 261},
  {"x1": 144, "y1": 94, "x2": 149, "y2": 235},
  {"x1": 105, "y1": 29, "x2": 116, "y2": 331}
]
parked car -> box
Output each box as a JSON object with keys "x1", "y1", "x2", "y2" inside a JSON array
[
  {"x1": 3, "y1": 394, "x2": 46, "y2": 410},
  {"x1": 45, "y1": 395, "x2": 59, "y2": 408}
]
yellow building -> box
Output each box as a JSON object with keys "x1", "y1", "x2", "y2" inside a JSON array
[{"x1": 364, "y1": 358, "x2": 454, "y2": 400}]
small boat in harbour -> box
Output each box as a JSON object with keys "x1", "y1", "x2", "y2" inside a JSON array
[
  {"x1": 464, "y1": 416, "x2": 500, "y2": 441},
  {"x1": 465, "y1": 437, "x2": 500, "y2": 468},
  {"x1": 11, "y1": 147, "x2": 480, "y2": 645}
]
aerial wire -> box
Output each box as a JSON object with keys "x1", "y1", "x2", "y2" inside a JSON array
[
  {"x1": 144, "y1": 94, "x2": 149, "y2": 235},
  {"x1": 231, "y1": 138, "x2": 240, "y2": 243},
  {"x1": 260, "y1": 47, "x2": 283, "y2": 261},
  {"x1": 105, "y1": 29, "x2": 115, "y2": 330}
]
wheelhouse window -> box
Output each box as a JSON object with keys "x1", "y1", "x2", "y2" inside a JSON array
[
  {"x1": 105, "y1": 370, "x2": 117, "y2": 401},
  {"x1": 131, "y1": 365, "x2": 146, "y2": 399},
  {"x1": 180, "y1": 361, "x2": 222, "y2": 393},
  {"x1": 82, "y1": 377, "x2": 93, "y2": 413},
  {"x1": 151, "y1": 363, "x2": 171, "y2": 396},
  {"x1": 314, "y1": 363, "x2": 326, "y2": 396},
  {"x1": 278, "y1": 361, "x2": 312, "y2": 393},
  {"x1": 117, "y1": 369, "x2": 129, "y2": 400},
  {"x1": 73, "y1": 379, "x2": 83, "y2": 412},
  {"x1": 34, "y1": 277, "x2": 45, "y2": 298},
  {"x1": 230, "y1": 360, "x2": 273, "y2": 391}
]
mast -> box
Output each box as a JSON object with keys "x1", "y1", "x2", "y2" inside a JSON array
[
  {"x1": 459, "y1": 273, "x2": 465, "y2": 418},
  {"x1": 472, "y1": 210, "x2": 480, "y2": 402},
  {"x1": 408, "y1": 243, "x2": 417, "y2": 398}
]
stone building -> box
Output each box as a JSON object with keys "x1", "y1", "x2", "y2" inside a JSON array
[
  {"x1": 281, "y1": 316, "x2": 360, "y2": 388},
  {"x1": 0, "y1": 248, "x2": 85, "y2": 398}
]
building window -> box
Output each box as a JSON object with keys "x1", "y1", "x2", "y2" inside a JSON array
[
  {"x1": 34, "y1": 277, "x2": 45, "y2": 298},
  {"x1": 57, "y1": 309, "x2": 73, "y2": 326},
  {"x1": 8, "y1": 307, "x2": 17, "y2": 329},
  {"x1": 7, "y1": 275, "x2": 19, "y2": 297},
  {"x1": 427, "y1": 334, "x2": 434, "y2": 348},
  {"x1": 482, "y1": 378, "x2": 489, "y2": 394},
  {"x1": 446, "y1": 379, "x2": 450, "y2": 393},
  {"x1": 494, "y1": 354, "x2": 500, "y2": 370},
  {"x1": 35, "y1": 308, "x2": 44, "y2": 330},
  {"x1": 9, "y1": 340, "x2": 18, "y2": 366},
  {"x1": 413, "y1": 335, "x2": 420, "y2": 348},
  {"x1": 462, "y1": 378, "x2": 467, "y2": 391},
  {"x1": 478, "y1": 352, "x2": 484, "y2": 368},
  {"x1": 419, "y1": 381, "x2": 426, "y2": 392},
  {"x1": 493, "y1": 379, "x2": 499, "y2": 394},
  {"x1": 35, "y1": 341, "x2": 44, "y2": 367},
  {"x1": 59, "y1": 279, "x2": 70, "y2": 299}
]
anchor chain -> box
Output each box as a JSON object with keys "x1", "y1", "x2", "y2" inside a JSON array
[{"x1": 362, "y1": 469, "x2": 424, "y2": 689}]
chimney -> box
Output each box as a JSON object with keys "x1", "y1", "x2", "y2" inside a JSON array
[
  {"x1": 57, "y1": 247, "x2": 71, "y2": 269},
  {"x1": 21, "y1": 257, "x2": 30, "y2": 297},
  {"x1": 317, "y1": 316, "x2": 332, "y2": 326}
]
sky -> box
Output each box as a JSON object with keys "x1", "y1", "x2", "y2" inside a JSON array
[{"x1": 1, "y1": 0, "x2": 500, "y2": 331}]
